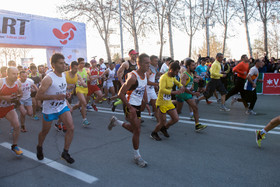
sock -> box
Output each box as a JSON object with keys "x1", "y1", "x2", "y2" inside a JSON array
[
  {"x1": 190, "y1": 112, "x2": 193, "y2": 116},
  {"x1": 134, "y1": 149, "x2": 140, "y2": 158},
  {"x1": 260, "y1": 129, "x2": 267, "y2": 135},
  {"x1": 63, "y1": 149, "x2": 68, "y2": 153},
  {"x1": 114, "y1": 99, "x2": 123, "y2": 106},
  {"x1": 116, "y1": 119, "x2": 124, "y2": 126},
  {"x1": 195, "y1": 123, "x2": 199, "y2": 126},
  {"x1": 83, "y1": 118, "x2": 87, "y2": 121}
]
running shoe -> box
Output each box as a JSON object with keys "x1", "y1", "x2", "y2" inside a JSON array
[
  {"x1": 220, "y1": 105, "x2": 230, "y2": 112},
  {"x1": 108, "y1": 116, "x2": 117, "y2": 130},
  {"x1": 91, "y1": 103, "x2": 98, "y2": 111},
  {"x1": 31, "y1": 115, "x2": 39, "y2": 121},
  {"x1": 160, "y1": 126, "x2": 170, "y2": 137},
  {"x1": 195, "y1": 124, "x2": 207, "y2": 132},
  {"x1": 134, "y1": 156, "x2": 148, "y2": 168},
  {"x1": 141, "y1": 119, "x2": 144, "y2": 123},
  {"x1": 107, "y1": 97, "x2": 111, "y2": 104},
  {"x1": 231, "y1": 97, "x2": 237, "y2": 106},
  {"x1": 255, "y1": 130, "x2": 266, "y2": 147},
  {"x1": 190, "y1": 114, "x2": 195, "y2": 121},
  {"x1": 61, "y1": 151, "x2": 75, "y2": 164},
  {"x1": 86, "y1": 105, "x2": 93, "y2": 110},
  {"x1": 150, "y1": 132, "x2": 161, "y2": 141},
  {"x1": 102, "y1": 98, "x2": 107, "y2": 101},
  {"x1": 111, "y1": 101, "x2": 116, "y2": 112},
  {"x1": 246, "y1": 109, "x2": 257, "y2": 115},
  {"x1": 82, "y1": 119, "x2": 90, "y2": 127},
  {"x1": 37, "y1": 146, "x2": 44, "y2": 160},
  {"x1": 206, "y1": 100, "x2": 213, "y2": 104},
  {"x1": 11, "y1": 145, "x2": 23, "y2": 156},
  {"x1": 55, "y1": 123, "x2": 62, "y2": 131}
]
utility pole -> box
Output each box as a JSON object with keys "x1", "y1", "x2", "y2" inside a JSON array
[{"x1": 118, "y1": 0, "x2": 124, "y2": 58}]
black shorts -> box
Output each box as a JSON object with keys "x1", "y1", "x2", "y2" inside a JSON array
[
  {"x1": 198, "y1": 80, "x2": 206, "y2": 88},
  {"x1": 123, "y1": 104, "x2": 141, "y2": 119},
  {"x1": 31, "y1": 91, "x2": 37, "y2": 98},
  {"x1": 203, "y1": 79, "x2": 227, "y2": 99}
]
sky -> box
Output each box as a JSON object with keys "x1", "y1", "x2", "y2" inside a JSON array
[{"x1": 0, "y1": 0, "x2": 262, "y2": 66}]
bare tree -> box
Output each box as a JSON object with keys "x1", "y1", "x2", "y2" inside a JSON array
[
  {"x1": 149, "y1": 0, "x2": 168, "y2": 60},
  {"x1": 176, "y1": 0, "x2": 203, "y2": 58},
  {"x1": 166, "y1": 0, "x2": 180, "y2": 59},
  {"x1": 120, "y1": 0, "x2": 150, "y2": 52},
  {"x1": 59, "y1": 0, "x2": 117, "y2": 62},
  {"x1": 256, "y1": 0, "x2": 279, "y2": 56},
  {"x1": 214, "y1": 0, "x2": 235, "y2": 55},
  {"x1": 200, "y1": 0, "x2": 216, "y2": 57},
  {"x1": 236, "y1": 0, "x2": 257, "y2": 58}
]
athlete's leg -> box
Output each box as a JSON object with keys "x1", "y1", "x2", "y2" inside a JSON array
[
  {"x1": 77, "y1": 92, "x2": 87, "y2": 119},
  {"x1": 186, "y1": 99, "x2": 199, "y2": 124},
  {"x1": 60, "y1": 111, "x2": 74, "y2": 150},
  {"x1": 19, "y1": 104, "x2": 27, "y2": 127},
  {"x1": 153, "y1": 109, "x2": 167, "y2": 132},
  {"x1": 150, "y1": 99, "x2": 159, "y2": 121},
  {"x1": 165, "y1": 109, "x2": 179, "y2": 129},
  {"x1": 38, "y1": 119, "x2": 52, "y2": 147},
  {"x1": 264, "y1": 116, "x2": 280, "y2": 132},
  {"x1": 6, "y1": 110, "x2": 20, "y2": 145},
  {"x1": 109, "y1": 86, "x2": 115, "y2": 96}
]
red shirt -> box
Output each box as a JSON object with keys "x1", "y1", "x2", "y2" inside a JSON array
[
  {"x1": 233, "y1": 61, "x2": 249, "y2": 79},
  {"x1": 0, "y1": 78, "x2": 19, "y2": 108},
  {"x1": 89, "y1": 67, "x2": 100, "y2": 86}
]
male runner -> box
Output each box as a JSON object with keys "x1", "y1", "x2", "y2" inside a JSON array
[
  {"x1": 29, "y1": 65, "x2": 41, "y2": 120},
  {"x1": 111, "y1": 49, "x2": 138, "y2": 112},
  {"x1": 150, "y1": 62, "x2": 184, "y2": 141},
  {"x1": 176, "y1": 59, "x2": 207, "y2": 132},
  {"x1": 19, "y1": 71, "x2": 38, "y2": 132},
  {"x1": 0, "y1": 67, "x2": 23, "y2": 155},
  {"x1": 108, "y1": 53, "x2": 150, "y2": 167},
  {"x1": 147, "y1": 55, "x2": 159, "y2": 121},
  {"x1": 36, "y1": 53, "x2": 75, "y2": 164},
  {"x1": 196, "y1": 53, "x2": 230, "y2": 112},
  {"x1": 102, "y1": 62, "x2": 116, "y2": 98}
]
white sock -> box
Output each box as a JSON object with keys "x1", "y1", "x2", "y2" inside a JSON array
[
  {"x1": 261, "y1": 129, "x2": 267, "y2": 135},
  {"x1": 134, "y1": 149, "x2": 140, "y2": 158},
  {"x1": 190, "y1": 112, "x2": 193, "y2": 116},
  {"x1": 115, "y1": 119, "x2": 124, "y2": 126},
  {"x1": 83, "y1": 118, "x2": 87, "y2": 121}
]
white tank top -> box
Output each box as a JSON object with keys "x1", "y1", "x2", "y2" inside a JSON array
[
  {"x1": 107, "y1": 68, "x2": 115, "y2": 83},
  {"x1": 21, "y1": 78, "x2": 34, "y2": 100},
  {"x1": 147, "y1": 71, "x2": 156, "y2": 92},
  {"x1": 42, "y1": 72, "x2": 67, "y2": 114},
  {"x1": 126, "y1": 70, "x2": 147, "y2": 106}
]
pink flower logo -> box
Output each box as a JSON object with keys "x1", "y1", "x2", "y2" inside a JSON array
[{"x1": 52, "y1": 22, "x2": 77, "y2": 45}]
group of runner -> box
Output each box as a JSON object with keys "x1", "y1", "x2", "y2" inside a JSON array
[{"x1": 0, "y1": 51, "x2": 279, "y2": 167}]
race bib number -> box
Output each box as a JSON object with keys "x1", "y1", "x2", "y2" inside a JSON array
[
  {"x1": 49, "y1": 100, "x2": 65, "y2": 109},
  {"x1": 163, "y1": 94, "x2": 171, "y2": 101},
  {"x1": 134, "y1": 88, "x2": 145, "y2": 98},
  {"x1": 0, "y1": 100, "x2": 10, "y2": 107}
]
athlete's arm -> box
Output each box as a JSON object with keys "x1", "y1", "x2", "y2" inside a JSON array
[
  {"x1": 36, "y1": 76, "x2": 65, "y2": 101},
  {"x1": 16, "y1": 80, "x2": 23, "y2": 100},
  {"x1": 147, "y1": 69, "x2": 158, "y2": 87},
  {"x1": 118, "y1": 73, "x2": 137, "y2": 110},
  {"x1": 117, "y1": 62, "x2": 129, "y2": 85},
  {"x1": 77, "y1": 74, "x2": 87, "y2": 87}
]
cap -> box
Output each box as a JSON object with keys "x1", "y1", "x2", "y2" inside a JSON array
[{"x1": 129, "y1": 49, "x2": 138, "y2": 56}]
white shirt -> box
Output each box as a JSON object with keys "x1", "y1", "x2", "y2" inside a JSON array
[
  {"x1": 160, "y1": 63, "x2": 169, "y2": 74},
  {"x1": 20, "y1": 78, "x2": 34, "y2": 100}
]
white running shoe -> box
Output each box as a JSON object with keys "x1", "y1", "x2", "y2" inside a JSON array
[
  {"x1": 134, "y1": 156, "x2": 148, "y2": 168},
  {"x1": 220, "y1": 105, "x2": 230, "y2": 112},
  {"x1": 108, "y1": 116, "x2": 117, "y2": 130}
]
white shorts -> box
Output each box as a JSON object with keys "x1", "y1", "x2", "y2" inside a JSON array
[
  {"x1": 147, "y1": 89, "x2": 157, "y2": 103},
  {"x1": 20, "y1": 97, "x2": 32, "y2": 106},
  {"x1": 103, "y1": 80, "x2": 114, "y2": 89}
]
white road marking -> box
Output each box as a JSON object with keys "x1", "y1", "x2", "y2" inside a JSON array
[
  {"x1": 0, "y1": 142, "x2": 98, "y2": 184},
  {"x1": 97, "y1": 107, "x2": 280, "y2": 135}
]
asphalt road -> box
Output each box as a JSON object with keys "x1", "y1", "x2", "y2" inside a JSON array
[{"x1": 0, "y1": 95, "x2": 280, "y2": 186}]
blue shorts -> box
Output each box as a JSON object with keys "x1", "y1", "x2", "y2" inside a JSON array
[
  {"x1": 43, "y1": 106, "x2": 70, "y2": 122},
  {"x1": 20, "y1": 97, "x2": 32, "y2": 106}
]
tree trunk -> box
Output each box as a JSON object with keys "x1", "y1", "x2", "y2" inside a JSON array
[
  {"x1": 132, "y1": 27, "x2": 139, "y2": 52},
  {"x1": 222, "y1": 24, "x2": 228, "y2": 55},
  {"x1": 244, "y1": 19, "x2": 252, "y2": 58},
  {"x1": 264, "y1": 19, "x2": 268, "y2": 56},
  {"x1": 206, "y1": 18, "x2": 210, "y2": 57},
  {"x1": 104, "y1": 35, "x2": 112, "y2": 63},
  {"x1": 188, "y1": 33, "x2": 193, "y2": 58},
  {"x1": 159, "y1": 21, "x2": 164, "y2": 60},
  {"x1": 167, "y1": 13, "x2": 174, "y2": 59}
]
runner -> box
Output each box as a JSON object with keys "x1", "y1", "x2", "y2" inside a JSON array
[
  {"x1": 147, "y1": 55, "x2": 159, "y2": 121},
  {"x1": 102, "y1": 62, "x2": 116, "y2": 99},
  {"x1": 0, "y1": 67, "x2": 23, "y2": 156},
  {"x1": 255, "y1": 115, "x2": 280, "y2": 147},
  {"x1": 18, "y1": 70, "x2": 38, "y2": 132},
  {"x1": 196, "y1": 53, "x2": 230, "y2": 112},
  {"x1": 150, "y1": 62, "x2": 184, "y2": 141},
  {"x1": 86, "y1": 59, "x2": 104, "y2": 112},
  {"x1": 29, "y1": 65, "x2": 41, "y2": 120},
  {"x1": 36, "y1": 53, "x2": 75, "y2": 164},
  {"x1": 225, "y1": 54, "x2": 250, "y2": 103},
  {"x1": 111, "y1": 49, "x2": 138, "y2": 112},
  {"x1": 72, "y1": 58, "x2": 90, "y2": 126},
  {"x1": 108, "y1": 53, "x2": 150, "y2": 167},
  {"x1": 176, "y1": 59, "x2": 207, "y2": 132}
]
